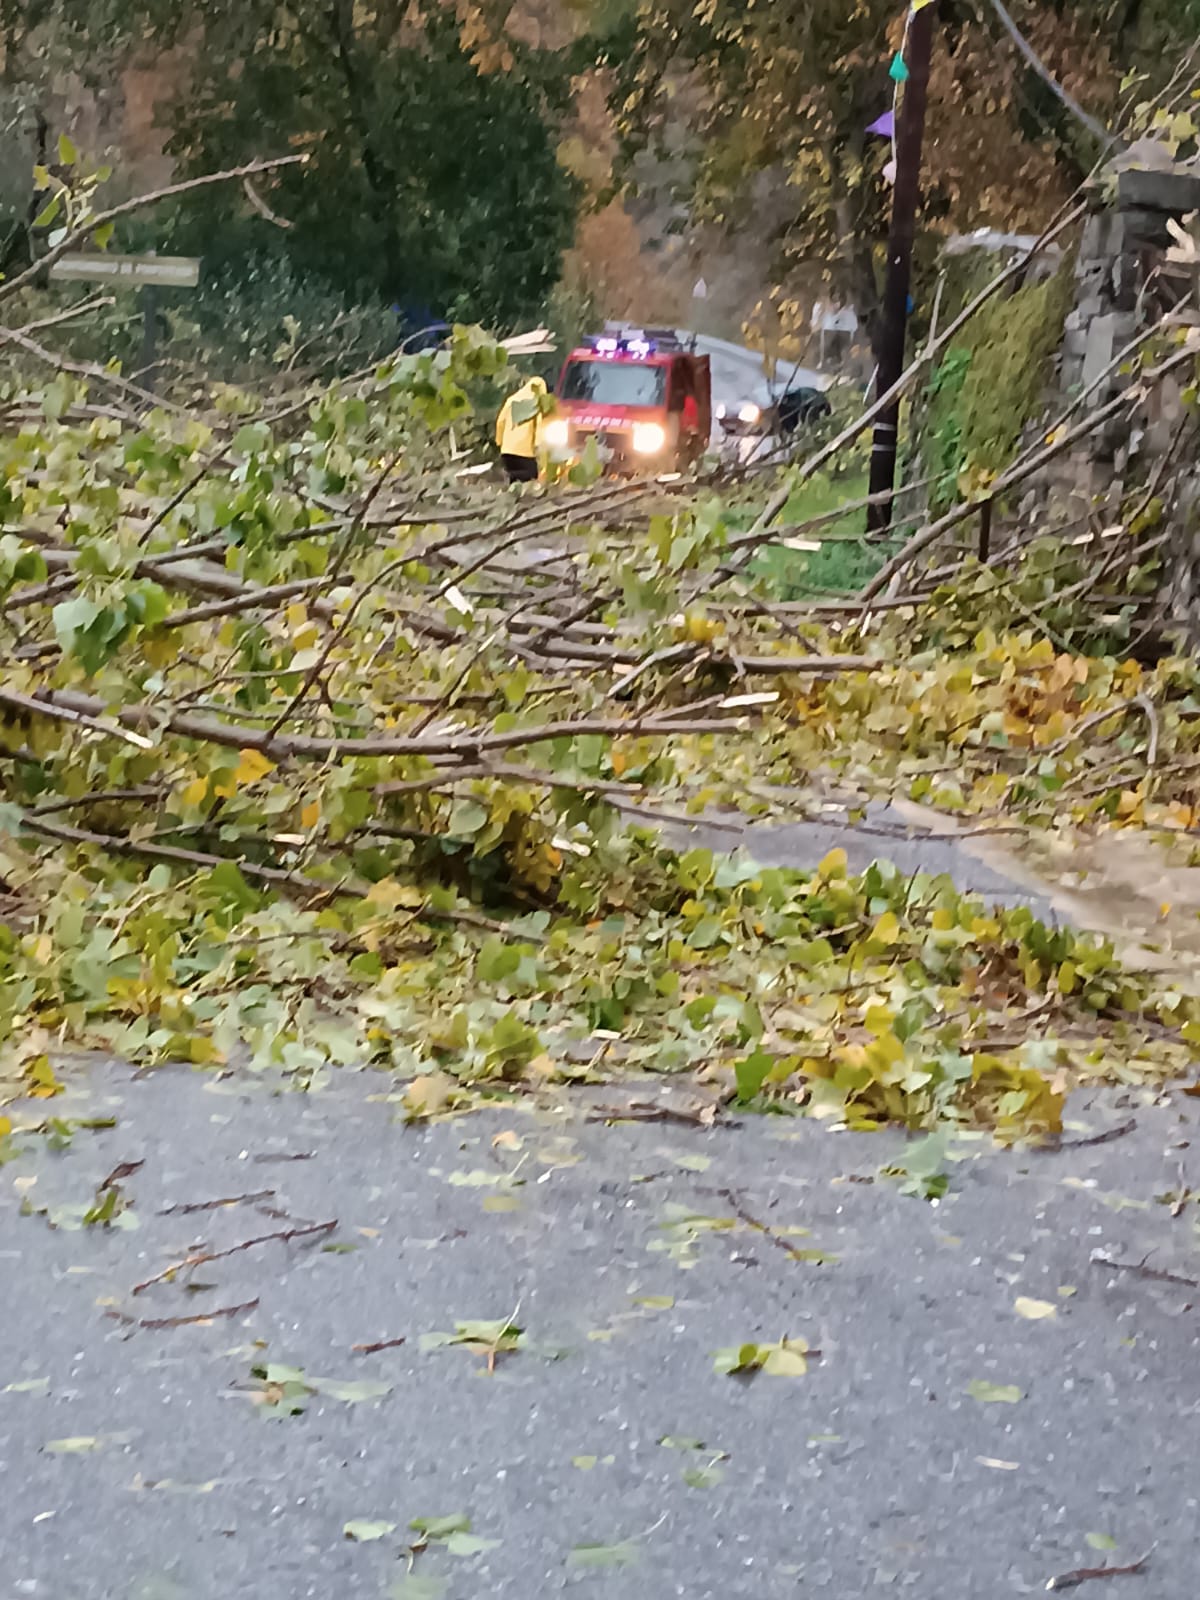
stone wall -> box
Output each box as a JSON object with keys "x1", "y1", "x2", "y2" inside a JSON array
[{"x1": 1046, "y1": 165, "x2": 1200, "y2": 593}]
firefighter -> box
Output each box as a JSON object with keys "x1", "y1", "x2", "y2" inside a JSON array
[{"x1": 495, "y1": 375, "x2": 548, "y2": 483}]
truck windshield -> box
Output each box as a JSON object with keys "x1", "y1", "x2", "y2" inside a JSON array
[{"x1": 560, "y1": 360, "x2": 666, "y2": 407}]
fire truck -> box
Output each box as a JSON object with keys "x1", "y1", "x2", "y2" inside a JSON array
[{"x1": 544, "y1": 327, "x2": 712, "y2": 474}]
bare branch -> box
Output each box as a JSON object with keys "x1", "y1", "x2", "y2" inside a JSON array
[{"x1": 0, "y1": 154, "x2": 308, "y2": 308}]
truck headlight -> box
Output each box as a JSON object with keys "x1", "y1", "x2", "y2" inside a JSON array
[
  {"x1": 543, "y1": 418, "x2": 570, "y2": 447},
  {"x1": 632, "y1": 422, "x2": 666, "y2": 455},
  {"x1": 737, "y1": 402, "x2": 762, "y2": 424}
]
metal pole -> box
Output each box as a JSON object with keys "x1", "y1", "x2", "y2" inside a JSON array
[{"x1": 866, "y1": 1, "x2": 937, "y2": 535}]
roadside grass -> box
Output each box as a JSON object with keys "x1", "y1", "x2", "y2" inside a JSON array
[{"x1": 745, "y1": 471, "x2": 905, "y2": 599}]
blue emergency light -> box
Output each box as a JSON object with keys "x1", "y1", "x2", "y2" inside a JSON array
[{"x1": 586, "y1": 331, "x2": 657, "y2": 358}]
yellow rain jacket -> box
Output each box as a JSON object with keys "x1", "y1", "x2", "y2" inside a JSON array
[{"x1": 496, "y1": 376, "x2": 548, "y2": 459}]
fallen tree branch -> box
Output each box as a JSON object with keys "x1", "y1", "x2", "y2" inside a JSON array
[
  {"x1": 860, "y1": 345, "x2": 1199, "y2": 601},
  {"x1": 2, "y1": 685, "x2": 752, "y2": 759},
  {"x1": 749, "y1": 200, "x2": 1087, "y2": 538}
]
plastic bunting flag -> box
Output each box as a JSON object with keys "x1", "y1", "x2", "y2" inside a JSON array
[
  {"x1": 866, "y1": 109, "x2": 896, "y2": 138},
  {"x1": 911, "y1": 0, "x2": 936, "y2": 9},
  {"x1": 889, "y1": 51, "x2": 910, "y2": 84}
]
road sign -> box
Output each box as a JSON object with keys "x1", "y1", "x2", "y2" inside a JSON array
[{"x1": 49, "y1": 253, "x2": 201, "y2": 288}]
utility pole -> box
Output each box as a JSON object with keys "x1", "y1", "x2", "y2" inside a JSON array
[{"x1": 866, "y1": 1, "x2": 937, "y2": 535}]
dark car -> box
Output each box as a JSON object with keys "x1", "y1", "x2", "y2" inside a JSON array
[
  {"x1": 776, "y1": 385, "x2": 832, "y2": 435},
  {"x1": 716, "y1": 384, "x2": 831, "y2": 441}
]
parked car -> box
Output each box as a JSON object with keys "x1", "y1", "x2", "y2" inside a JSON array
[{"x1": 715, "y1": 384, "x2": 831, "y2": 442}]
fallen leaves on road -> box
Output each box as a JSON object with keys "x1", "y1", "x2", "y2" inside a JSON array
[
  {"x1": 1014, "y1": 1296, "x2": 1058, "y2": 1320},
  {"x1": 713, "y1": 1337, "x2": 815, "y2": 1377},
  {"x1": 966, "y1": 1380, "x2": 1024, "y2": 1404}
]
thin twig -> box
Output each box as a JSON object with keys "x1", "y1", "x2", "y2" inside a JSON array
[
  {"x1": 1090, "y1": 1252, "x2": 1200, "y2": 1289},
  {"x1": 131, "y1": 1219, "x2": 337, "y2": 1294},
  {"x1": 1045, "y1": 1547, "x2": 1154, "y2": 1591},
  {"x1": 1054, "y1": 1119, "x2": 1136, "y2": 1151},
  {"x1": 160, "y1": 1191, "x2": 276, "y2": 1215},
  {"x1": 115, "y1": 1299, "x2": 261, "y2": 1331},
  {"x1": 716, "y1": 1185, "x2": 825, "y2": 1265}
]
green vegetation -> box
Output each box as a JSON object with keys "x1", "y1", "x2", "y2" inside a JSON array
[
  {"x1": 923, "y1": 264, "x2": 1075, "y2": 506},
  {"x1": 1, "y1": 319, "x2": 1198, "y2": 1140},
  {"x1": 750, "y1": 471, "x2": 896, "y2": 599}
]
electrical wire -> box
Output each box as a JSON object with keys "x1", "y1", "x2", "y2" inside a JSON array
[{"x1": 980, "y1": 0, "x2": 1120, "y2": 148}]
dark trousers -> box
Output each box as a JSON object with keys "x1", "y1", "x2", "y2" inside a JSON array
[{"x1": 501, "y1": 453, "x2": 538, "y2": 482}]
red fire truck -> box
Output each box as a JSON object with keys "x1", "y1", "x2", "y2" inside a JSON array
[{"x1": 545, "y1": 328, "x2": 712, "y2": 474}]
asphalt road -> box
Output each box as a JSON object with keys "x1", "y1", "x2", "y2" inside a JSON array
[{"x1": 2, "y1": 1060, "x2": 1197, "y2": 1600}]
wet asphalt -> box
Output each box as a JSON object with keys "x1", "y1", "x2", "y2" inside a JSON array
[
  {"x1": 2, "y1": 1062, "x2": 1198, "y2": 1600},
  {"x1": 2, "y1": 820, "x2": 1197, "y2": 1599}
]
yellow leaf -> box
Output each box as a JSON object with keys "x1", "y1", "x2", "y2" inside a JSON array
[
  {"x1": 181, "y1": 777, "x2": 209, "y2": 808},
  {"x1": 0, "y1": 1115, "x2": 11, "y2": 1139},
  {"x1": 817, "y1": 847, "x2": 847, "y2": 880},
  {"x1": 1058, "y1": 960, "x2": 1077, "y2": 996},
  {"x1": 872, "y1": 911, "x2": 900, "y2": 946},
  {"x1": 300, "y1": 800, "x2": 321, "y2": 830},
  {"x1": 403, "y1": 1072, "x2": 454, "y2": 1120},
  {"x1": 865, "y1": 1030, "x2": 905, "y2": 1070},
  {"x1": 25, "y1": 1057, "x2": 63, "y2": 1099},
  {"x1": 233, "y1": 748, "x2": 275, "y2": 788},
  {"x1": 1014, "y1": 1296, "x2": 1057, "y2": 1321}
]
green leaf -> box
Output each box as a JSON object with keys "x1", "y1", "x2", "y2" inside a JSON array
[
  {"x1": 312, "y1": 1377, "x2": 391, "y2": 1404},
  {"x1": 82, "y1": 1185, "x2": 122, "y2": 1227},
  {"x1": 734, "y1": 1048, "x2": 773, "y2": 1103},
  {"x1": 33, "y1": 192, "x2": 62, "y2": 229},
  {"x1": 965, "y1": 1380, "x2": 1024, "y2": 1404},
  {"x1": 410, "y1": 1512, "x2": 472, "y2": 1542},
  {"x1": 386, "y1": 1579, "x2": 447, "y2": 1600},
  {"x1": 762, "y1": 1344, "x2": 809, "y2": 1376},
  {"x1": 1085, "y1": 1533, "x2": 1118, "y2": 1552},
  {"x1": 567, "y1": 1540, "x2": 640, "y2": 1570},
  {"x1": 714, "y1": 1337, "x2": 809, "y2": 1376},
  {"x1": 57, "y1": 132, "x2": 78, "y2": 165},
  {"x1": 444, "y1": 1531, "x2": 500, "y2": 1557},
  {"x1": 343, "y1": 1519, "x2": 395, "y2": 1541},
  {"x1": 682, "y1": 1463, "x2": 725, "y2": 1489},
  {"x1": 448, "y1": 799, "x2": 488, "y2": 836}
]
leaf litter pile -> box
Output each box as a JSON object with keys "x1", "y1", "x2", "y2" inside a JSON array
[{"x1": 2, "y1": 325, "x2": 1199, "y2": 1144}]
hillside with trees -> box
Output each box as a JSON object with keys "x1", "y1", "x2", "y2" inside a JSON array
[{"x1": 2, "y1": 1, "x2": 1198, "y2": 365}]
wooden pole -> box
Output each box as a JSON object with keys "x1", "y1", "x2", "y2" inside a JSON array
[{"x1": 866, "y1": 1, "x2": 938, "y2": 535}]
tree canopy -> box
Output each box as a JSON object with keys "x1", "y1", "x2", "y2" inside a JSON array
[
  {"x1": 598, "y1": 0, "x2": 1200, "y2": 353},
  {"x1": 3, "y1": 1, "x2": 582, "y2": 328}
]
